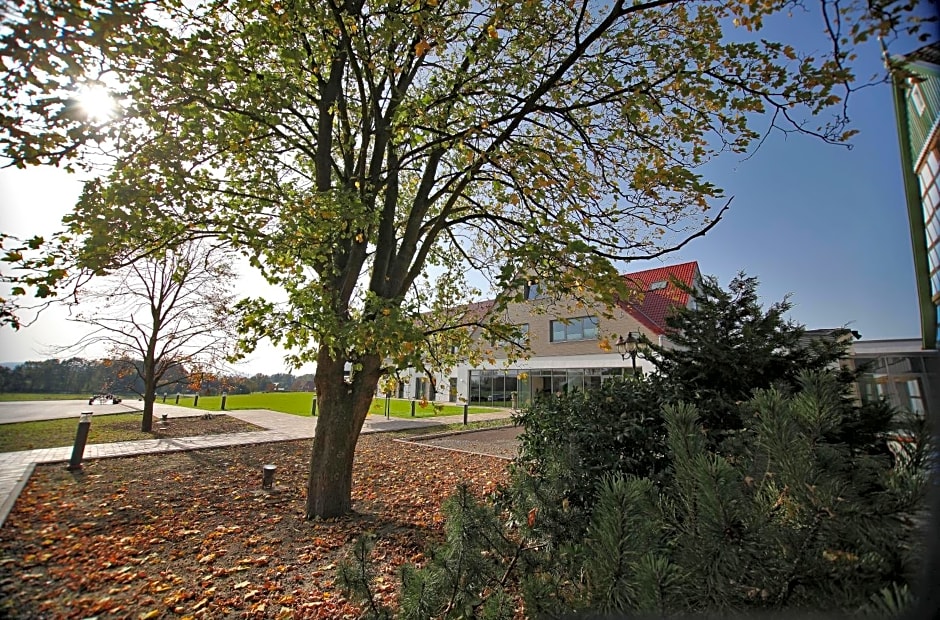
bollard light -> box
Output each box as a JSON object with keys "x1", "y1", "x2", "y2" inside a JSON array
[
  {"x1": 67, "y1": 411, "x2": 93, "y2": 471},
  {"x1": 221, "y1": 392, "x2": 227, "y2": 411},
  {"x1": 262, "y1": 464, "x2": 276, "y2": 490}
]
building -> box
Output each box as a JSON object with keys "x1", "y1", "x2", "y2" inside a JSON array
[
  {"x1": 401, "y1": 261, "x2": 701, "y2": 406},
  {"x1": 850, "y1": 338, "x2": 940, "y2": 421},
  {"x1": 890, "y1": 42, "x2": 940, "y2": 350}
]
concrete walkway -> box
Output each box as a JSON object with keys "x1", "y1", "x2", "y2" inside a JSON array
[{"x1": 0, "y1": 404, "x2": 514, "y2": 529}]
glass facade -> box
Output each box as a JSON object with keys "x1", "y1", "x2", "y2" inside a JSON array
[
  {"x1": 855, "y1": 354, "x2": 933, "y2": 417},
  {"x1": 468, "y1": 367, "x2": 625, "y2": 405},
  {"x1": 917, "y1": 143, "x2": 940, "y2": 305}
]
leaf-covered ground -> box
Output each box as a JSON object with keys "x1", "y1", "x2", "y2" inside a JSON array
[{"x1": 0, "y1": 434, "x2": 510, "y2": 618}]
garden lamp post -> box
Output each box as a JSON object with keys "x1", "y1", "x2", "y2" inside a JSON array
[{"x1": 616, "y1": 332, "x2": 642, "y2": 375}]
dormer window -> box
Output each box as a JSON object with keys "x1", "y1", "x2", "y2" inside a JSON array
[
  {"x1": 909, "y1": 78, "x2": 927, "y2": 115},
  {"x1": 648, "y1": 280, "x2": 667, "y2": 291},
  {"x1": 524, "y1": 280, "x2": 545, "y2": 300}
]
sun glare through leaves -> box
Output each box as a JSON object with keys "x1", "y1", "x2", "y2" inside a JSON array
[{"x1": 75, "y1": 84, "x2": 116, "y2": 122}]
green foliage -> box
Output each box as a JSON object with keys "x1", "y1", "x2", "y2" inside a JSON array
[
  {"x1": 511, "y1": 376, "x2": 669, "y2": 538},
  {"x1": 861, "y1": 583, "x2": 915, "y2": 618},
  {"x1": 512, "y1": 273, "x2": 874, "y2": 538},
  {"x1": 351, "y1": 372, "x2": 929, "y2": 617},
  {"x1": 645, "y1": 273, "x2": 854, "y2": 440},
  {"x1": 342, "y1": 485, "x2": 520, "y2": 620},
  {"x1": 337, "y1": 534, "x2": 393, "y2": 620},
  {"x1": 580, "y1": 475, "x2": 678, "y2": 614},
  {"x1": 3, "y1": 0, "x2": 933, "y2": 516},
  {"x1": 2, "y1": 0, "x2": 932, "y2": 368}
]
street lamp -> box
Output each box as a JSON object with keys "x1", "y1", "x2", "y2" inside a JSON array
[{"x1": 616, "y1": 332, "x2": 642, "y2": 375}]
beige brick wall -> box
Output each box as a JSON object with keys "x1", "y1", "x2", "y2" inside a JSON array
[{"x1": 485, "y1": 296, "x2": 657, "y2": 359}]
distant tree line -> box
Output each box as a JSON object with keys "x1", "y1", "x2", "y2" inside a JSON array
[{"x1": 0, "y1": 358, "x2": 315, "y2": 396}]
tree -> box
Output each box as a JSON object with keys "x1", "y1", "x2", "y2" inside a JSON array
[
  {"x1": 59, "y1": 241, "x2": 236, "y2": 431},
  {"x1": 645, "y1": 272, "x2": 859, "y2": 441},
  {"x1": 341, "y1": 371, "x2": 931, "y2": 616},
  {"x1": 0, "y1": 0, "x2": 932, "y2": 517}
]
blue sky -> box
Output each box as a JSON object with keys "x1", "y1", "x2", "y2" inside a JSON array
[
  {"x1": 625, "y1": 23, "x2": 931, "y2": 342},
  {"x1": 0, "y1": 16, "x2": 933, "y2": 373}
]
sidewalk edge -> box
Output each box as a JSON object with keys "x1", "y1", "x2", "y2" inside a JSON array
[{"x1": 0, "y1": 462, "x2": 35, "y2": 529}]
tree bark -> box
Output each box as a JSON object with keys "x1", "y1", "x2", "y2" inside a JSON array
[
  {"x1": 141, "y1": 357, "x2": 156, "y2": 432},
  {"x1": 306, "y1": 351, "x2": 382, "y2": 519}
]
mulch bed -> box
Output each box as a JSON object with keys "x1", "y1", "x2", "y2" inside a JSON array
[{"x1": 0, "y1": 434, "x2": 510, "y2": 618}]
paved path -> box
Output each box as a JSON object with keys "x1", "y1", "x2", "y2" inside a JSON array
[{"x1": 0, "y1": 403, "x2": 514, "y2": 528}]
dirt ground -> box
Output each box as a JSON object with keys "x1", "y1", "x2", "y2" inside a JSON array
[
  {"x1": 405, "y1": 425, "x2": 524, "y2": 460},
  {"x1": 112, "y1": 414, "x2": 263, "y2": 438},
  {"x1": 0, "y1": 434, "x2": 511, "y2": 618}
]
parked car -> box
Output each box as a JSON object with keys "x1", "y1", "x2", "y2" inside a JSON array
[{"x1": 89, "y1": 393, "x2": 122, "y2": 405}]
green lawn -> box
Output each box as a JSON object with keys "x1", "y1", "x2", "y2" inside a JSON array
[
  {"x1": 0, "y1": 412, "x2": 258, "y2": 452},
  {"x1": 168, "y1": 391, "x2": 498, "y2": 418}
]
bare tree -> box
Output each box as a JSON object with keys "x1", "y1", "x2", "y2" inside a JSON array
[{"x1": 62, "y1": 240, "x2": 236, "y2": 431}]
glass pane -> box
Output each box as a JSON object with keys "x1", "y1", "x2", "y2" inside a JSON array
[
  {"x1": 927, "y1": 215, "x2": 940, "y2": 242},
  {"x1": 568, "y1": 320, "x2": 583, "y2": 340},
  {"x1": 884, "y1": 357, "x2": 912, "y2": 374},
  {"x1": 900, "y1": 379, "x2": 926, "y2": 415},
  {"x1": 567, "y1": 369, "x2": 585, "y2": 392},
  {"x1": 469, "y1": 370, "x2": 482, "y2": 402},
  {"x1": 919, "y1": 165, "x2": 933, "y2": 194},
  {"x1": 517, "y1": 374, "x2": 531, "y2": 405},
  {"x1": 583, "y1": 317, "x2": 598, "y2": 339},
  {"x1": 552, "y1": 321, "x2": 566, "y2": 342}
]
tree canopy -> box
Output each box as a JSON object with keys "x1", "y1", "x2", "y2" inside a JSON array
[
  {"x1": 59, "y1": 240, "x2": 237, "y2": 430},
  {"x1": 1, "y1": 0, "x2": 933, "y2": 516}
]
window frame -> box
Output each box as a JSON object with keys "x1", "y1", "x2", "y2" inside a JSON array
[{"x1": 549, "y1": 316, "x2": 599, "y2": 343}]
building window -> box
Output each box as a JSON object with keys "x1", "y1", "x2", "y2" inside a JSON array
[
  {"x1": 917, "y1": 142, "x2": 940, "y2": 300},
  {"x1": 524, "y1": 281, "x2": 546, "y2": 300},
  {"x1": 550, "y1": 316, "x2": 598, "y2": 342},
  {"x1": 910, "y1": 79, "x2": 927, "y2": 115},
  {"x1": 649, "y1": 280, "x2": 667, "y2": 290}
]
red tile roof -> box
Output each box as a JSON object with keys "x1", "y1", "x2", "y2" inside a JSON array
[{"x1": 618, "y1": 261, "x2": 699, "y2": 335}]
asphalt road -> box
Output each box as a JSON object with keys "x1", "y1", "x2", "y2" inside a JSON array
[{"x1": 0, "y1": 399, "x2": 146, "y2": 424}]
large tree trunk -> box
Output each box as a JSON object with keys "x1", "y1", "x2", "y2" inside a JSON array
[{"x1": 306, "y1": 351, "x2": 382, "y2": 519}]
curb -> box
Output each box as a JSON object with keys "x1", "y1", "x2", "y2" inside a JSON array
[{"x1": 0, "y1": 462, "x2": 34, "y2": 529}]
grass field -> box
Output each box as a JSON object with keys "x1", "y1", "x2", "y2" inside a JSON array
[
  {"x1": 0, "y1": 412, "x2": 260, "y2": 452},
  {"x1": 165, "y1": 391, "x2": 499, "y2": 418}
]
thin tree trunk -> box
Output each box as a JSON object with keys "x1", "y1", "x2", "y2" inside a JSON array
[
  {"x1": 306, "y1": 352, "x2": 381, "y2": 519},
  {"x1": 141, "y1": 359, "x2": 156, "y2": 432}
]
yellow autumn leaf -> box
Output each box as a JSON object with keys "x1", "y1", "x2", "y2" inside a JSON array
[
  {"x1": 415, "y1": 39, "x2": 431, "y2": 56},
  {"x1": 487, "y1": 24, "x2": 498, "y2": 38}
]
